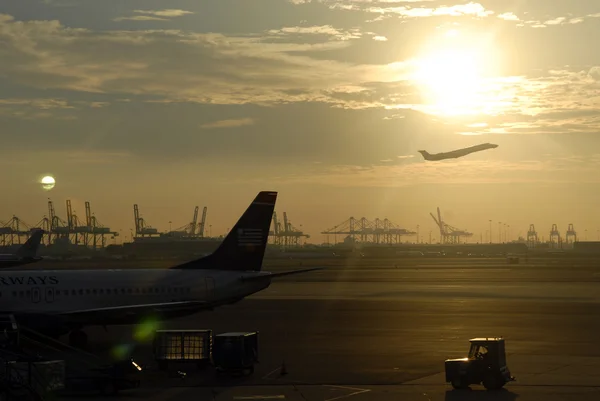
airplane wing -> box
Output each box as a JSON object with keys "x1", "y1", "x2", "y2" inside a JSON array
[
  {"x1": 240, "y1": 267, "x2": 324, "y2": 282},
  {"x1": 55, "y1": 300, "x2": 210, "y2": 323}
]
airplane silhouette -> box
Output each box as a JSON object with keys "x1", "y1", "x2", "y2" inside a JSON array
[{"x1": 418, "y1": 143, "x2": 498, "y2": 161}]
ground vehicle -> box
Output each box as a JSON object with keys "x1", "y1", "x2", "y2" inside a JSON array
[
  {"x1": 445, "y1": 338, "x2": 515, "y2": 390},
  {"x1": 213, "y1": 332, "x2": 258, "y2": 376}
]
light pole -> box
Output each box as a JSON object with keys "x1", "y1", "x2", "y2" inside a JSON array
[
  {"x1": 417, "y1": 225, "x2": 420, "y2": 244},
  {"x1": 498, "y1": 222, "x2": 502, "y2": 244},
  {"x1": 489, "y1": 220, "x2": 492, "y2": 243}
]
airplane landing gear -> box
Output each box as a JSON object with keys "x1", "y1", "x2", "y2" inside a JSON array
[{"x1": 69, "y1": 330, "x2": 88, "y2": 349}]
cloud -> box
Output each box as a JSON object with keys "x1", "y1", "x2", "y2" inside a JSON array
[
  {"x1": 114, "y1": 16, "x2": 169, "y2": 22},
  {"x1": 0, "y1": 149, "x2": 133, "y2": 165},
  {"x1": 367, "y1": 2, "x2": 494, "y2": 18},
  {"x1": 0, "y1": 97, "x2": 113, "y2": 119},
  {"x1": 200, "y1": 118, "x2": 255, "y2": 129},
  {"x1": 1, "y1": 13, "x2": 599, "y2": 138},
  {"x1": 267, "y1": 25, "x2": 362, "y2": 41},
  {"x1": 114, "y1": 9, "x2": 194, "y2": 22},
  {"x1": 281, "y1": 155, "x2": 600, "y2": 187},
  {"x1": 0, "y1": 13, "x2": 406, "y2": 109},
  {"x1": 289, "y1": 0, "x2": 437, "y2": 4},
  {"x1": 496, "y1": 10, "x2": 600, "y2": 28},
  {"x1": 498, "y1": 12, "x2": 519, "y2": 21}
]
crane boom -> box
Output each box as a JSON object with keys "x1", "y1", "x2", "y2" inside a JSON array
[
  {"x1": 198, "y1": 207, "x2": 207, "y2": 237},
  {"x1": 190, "y1": 206, "x2": 199, "y2": 235}
]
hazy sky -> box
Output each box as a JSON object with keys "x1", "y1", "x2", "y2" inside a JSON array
[{"x1": 1, "y1": 0, "x2": 600, "y2": 243}]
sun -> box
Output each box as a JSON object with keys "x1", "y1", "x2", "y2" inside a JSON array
[
  {"x1": 411, "y1": 47, "x2": 486, "y2": 115},
  {"x1": 40, "y1": 175, "x2": 56, "y2": 191}
]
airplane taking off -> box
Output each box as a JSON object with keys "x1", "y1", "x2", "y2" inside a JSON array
[
  {"x1": 0, "y1": 191, "x2": 322, "y2": 348},
  {"x1": 0, "y1": 229, "x2": 45, "y2": 269},
  {"x1": 418, "y1": 143, "x2": 499, "y2": 161}
]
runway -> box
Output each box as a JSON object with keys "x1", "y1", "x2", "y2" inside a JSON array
[{"x1": 43, "y1": 260, "x2": 600, "y2": 400}]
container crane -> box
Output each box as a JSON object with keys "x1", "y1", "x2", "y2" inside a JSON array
[
  {"x1": 133, "y1": 204, "x2": 159, "y2": 238},
  {"x1": 85, "y1": 201, "x2": 118, "y2": 248},
  {"x1": 526, "y1": 224, "x2": 538, "y2": 248},
  {"x1": 198, "y1": 207, "x2": 207, "y2": 237},
  {"x1": 430, "y1": 207, "x2": 473, "y2": 244}
]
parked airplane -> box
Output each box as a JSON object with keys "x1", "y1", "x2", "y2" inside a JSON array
[
  {"x1": 0, "y1": 192, "x2": 322, "y2": 348},
  {"x1": 418, "y1": 143, "x2": 498, "y2": 161},
  {"x1": 0, "y1": 229, "x2": 45, "y2": 269}
]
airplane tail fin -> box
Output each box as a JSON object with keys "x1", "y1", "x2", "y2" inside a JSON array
[
  {"x1": 16, "y1": 229, "x2": 44, "y2": 258},
  {"x1": 418, "y1": 150, "x2": 431, "y2": 160},
  {"x1": 172, "y1": 191, "x2": 277, "y2": 272}
]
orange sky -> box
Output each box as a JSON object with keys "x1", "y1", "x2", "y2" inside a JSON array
[{"x1": 1, "y1": 0, "x2": 600, "y2": 243}]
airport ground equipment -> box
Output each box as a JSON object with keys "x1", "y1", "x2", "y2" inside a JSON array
[
  {"x1": 1, "y1": 314, "x2": 66, "y2": 400},
  {"x1": 0, "y1": 314, "x2": 20, "y2": 350},
  {"x1": 4, "y1": 360, "x2": 66, "y2": 398},
  {"x1": 153, "y1": 329, "x2": 212, "y2": 371},
  {"x1": 213, "y1": 332, "x2": 259, "y2": 376},
  {"x1": 445, "y1": 338, "x2": 515, "y2": 390},
  {"x1": 4, "y1": 318, "x2": 141, "y2": 397}
]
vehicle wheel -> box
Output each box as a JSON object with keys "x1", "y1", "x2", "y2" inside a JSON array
[
  {"x1": 451, "y1": 378, "x2": 468, "y2": 389},
  {"x1": 483, "y1": 374, "x2": 505, "y2": 390}
]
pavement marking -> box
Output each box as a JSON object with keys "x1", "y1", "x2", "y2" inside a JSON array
[
  {"x1": 262, "y1": 366, "x2": 282, "y2": 379},
  {"x1": 323, "y1": 385, "x2": 371, "y2": 401},
  {"x1": 148, "y1": 387, "x2": 189, "y2": 401},
  {"x1": 233, "y1": 396, "x2": 285, "y2": 400}
]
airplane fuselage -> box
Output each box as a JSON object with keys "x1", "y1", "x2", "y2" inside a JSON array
[
  {"x1": 0, "y1": 256, "x2": 42, "y2": 269},
  {"x1": 0, "y1": 269, "x2": 271, "y2": 328}
]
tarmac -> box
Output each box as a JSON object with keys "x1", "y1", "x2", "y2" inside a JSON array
[{"x1": 39, "y1": 258, "x2": 600, "y2": 400}]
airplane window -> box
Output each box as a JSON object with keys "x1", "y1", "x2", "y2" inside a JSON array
[
  {"x1": 72, "y1": 290, "x2": 77, "y2": 295},
  {"x1": 12, "y1": 291, "x2": 17, "y2": 297},
  {"x1": 86, "y1": 289, "x2": 91, "y2": 295},
  {"x1": 26, "y1": 290, "x2": 31, "y2": 297},
  {"x1": 93, "y1": 289, "x2": 97, "y2": 295},
  {"x1": 99, "y1": 289, "x2": 104, "y2": 294},
  {"x1": 135, "y1": 288, "x2": 139, "y2": 294},
  {"x1": 127, "y1": 288, "x2": 132, "y2": 294},
  {"x1": 121, "y1": 289, "x2": 125, "y2": 294},
  {"x1": 79, "y1": 290, "x2": 83, "y2": 295},
  {"x1": 19, "y1": 291, "x2": 24, "y2": 297}
]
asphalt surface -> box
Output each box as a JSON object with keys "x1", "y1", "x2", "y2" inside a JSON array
[{"x1": 26, "y1": 258, "x2": 600, "y2": 400}]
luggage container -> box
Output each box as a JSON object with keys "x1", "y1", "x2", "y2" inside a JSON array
[
  {"x1": 153, "y1": 329, "x2": 212, "y2": 370},
  {"x1": 213, "y1": 332, "x2": 258, "y2": 376}
]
